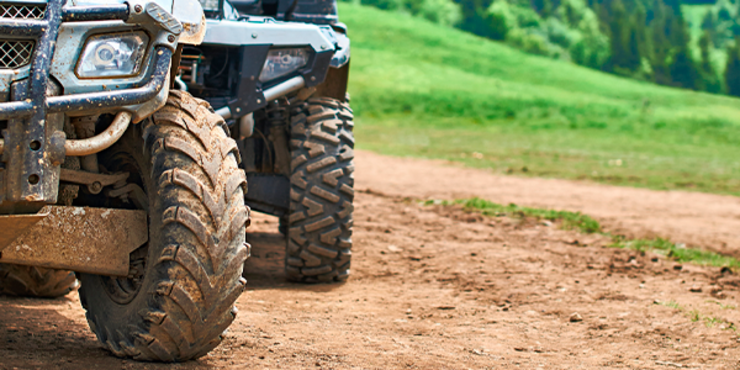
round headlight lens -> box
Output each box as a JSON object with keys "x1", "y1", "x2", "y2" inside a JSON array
[{"x1": 77, "y1": 32, "x2": 150, "y2": 79}]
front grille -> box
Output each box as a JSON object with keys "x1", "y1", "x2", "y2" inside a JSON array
[
  {"x1": 0, "y1": 40, "x2": 34, "y2": 69},
  {"x1": 0, "y1": 4, "x2": 46, "y2": 19}
]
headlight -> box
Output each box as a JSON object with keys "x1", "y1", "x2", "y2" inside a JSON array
[
  {"x1": 76, "y1": 32, "x2": 149, "y2": 79},
  {"x1": 259, "y1": 48, "x2": 310, "y2": 83}
]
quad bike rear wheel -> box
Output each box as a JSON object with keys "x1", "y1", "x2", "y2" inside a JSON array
[
  {"x1": 77, "y1": 91, "x2": 250, "y2": 361},
  {"x1": 285, "y1": 97, "x2": 354, "y2": 282},
  {"x1": 0, "y1": 264, "x2": 78, "y2": 298}
]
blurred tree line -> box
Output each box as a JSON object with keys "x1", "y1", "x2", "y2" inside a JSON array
[{"x1": 346, "y1": 0, "x2": 740, "y2": 96}]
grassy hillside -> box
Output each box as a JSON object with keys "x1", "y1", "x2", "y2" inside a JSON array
[{"x1": 341, "y1": 3, "x2": 740, "y2": 195}]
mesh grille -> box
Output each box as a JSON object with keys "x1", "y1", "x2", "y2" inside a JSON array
[
  {"x1": 0, "y1": 4, "x2": 46, "y2": 19},
  {"x1": 0, "y1": 40, "x2": 34, "y2": 69}
]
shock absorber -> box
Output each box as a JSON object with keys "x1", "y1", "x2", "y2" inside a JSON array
[{"x1": 265, "y1": 98, "x2": 291, "y2": 175}]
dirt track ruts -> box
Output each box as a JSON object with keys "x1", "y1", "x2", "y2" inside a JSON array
[{"x1": 1, "y1": 150, "x2": 739, "y2": 369}]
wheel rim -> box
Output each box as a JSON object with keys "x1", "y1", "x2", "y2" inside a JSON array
[{"x1": 99, "y1": 151, "x2": 149, "y2": 305}]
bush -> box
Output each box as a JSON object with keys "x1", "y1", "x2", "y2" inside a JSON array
[
  {"x1": 419, "y1": 0, "x2": 462, "y2": 26},
  {"x1": 506, "y1": 28, "x2": 550, "y2": 56},
  {"x1": 488, "y1": 0, "x2": 514, "y2": 39},
  {"x1": 510, "y1": 4, "x2": 542, "y2": 28},
  {"x1": 544, "y1": 17, "x2": 576, "y2": 49}
]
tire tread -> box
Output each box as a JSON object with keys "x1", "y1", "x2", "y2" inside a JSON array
[{"x1": 285, "y1": 97, "x2": 354, "y2": 283}]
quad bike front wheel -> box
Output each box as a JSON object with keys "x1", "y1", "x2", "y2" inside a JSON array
[
  {"x1": 285, "y1": 97, "x2": 355, "y2": 283},
  {"x1": 0, "y1": 264, "x2": 78, "y2": 298},
  {"x1": 78, "y1": 91, "x2": 250, "y2": 361}
]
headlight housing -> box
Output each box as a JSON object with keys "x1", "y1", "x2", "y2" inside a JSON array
[
  {"x1": 76, "y1": 32, "x2": 149, "y2": 79},
  {"x1": 259, "y1": 48, "x2": 310, "y2": 83}
]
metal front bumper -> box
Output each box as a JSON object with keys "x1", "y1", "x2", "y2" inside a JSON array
[{"x1": 0, "y1": 206, "x2": 148, "y2": 276}]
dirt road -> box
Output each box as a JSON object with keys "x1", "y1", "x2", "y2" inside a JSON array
[
  {"x1": 355, "y1": 151, "x2": 740, "y2": 258},
  {"x1": 1, "y1": 150, "x2": 739, "y2": 369}
]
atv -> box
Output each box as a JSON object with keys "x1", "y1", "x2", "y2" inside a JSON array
[
  {"x1": 179, "y1": 0, "x2": 354, "y2": 282},
  {"x1": 0, "y1": 0, "x2": 353, "y2": 362},
  {"x1": 0, "y1": 0, "x2": 250, "y2": 361}
]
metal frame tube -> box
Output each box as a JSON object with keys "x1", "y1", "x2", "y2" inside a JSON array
[
  {"x1": 64, "y1": 111, "x2": 133, "y2": 156},
  {"x1": 0, "y1": 111, "x2": 133, "y2": 156},
  {"x1": 263, "y1": 76, "x2": 306, "y2": 102},
  {"x1": 61, "y1": 5, "x2": 129, "y2": 22},
  {"x1": 215, "y1": 106, "x2": 232, "y2": 119}
]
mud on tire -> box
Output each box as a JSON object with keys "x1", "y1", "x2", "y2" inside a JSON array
[
  {"x1": 0, "y1": 264, "x2": 78, "y2": 298},
  {"x1": 286, "y1": 97, "x2": 354, "y2": 283},
  {"x1": 78, "y1": 91, "x2": 250, "y2": 361}
]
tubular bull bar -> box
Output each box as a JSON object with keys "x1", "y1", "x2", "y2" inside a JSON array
[
  {"x1": 0, "y1": 0, "x2": 177, "y2": 275},
  {"x1": 0, "y1": 0, "x2": 172, "y2": 123},
  {"x1": 0, "y1": 0, "x2": 173, "y2": 207}
]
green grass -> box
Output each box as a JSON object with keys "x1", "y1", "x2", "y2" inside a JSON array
[
  {"x1": 656, "y1": 300, "x2": 682, "y2": 310},
  {"x1": 609, "y1": 237, "x2": 740, "y2": 268},
  {"x1": 426, "y1": 197, "x2": 600, "y2": 233},
  {"x1": 654, "y1": 300, "x2": 737, "y2": 334},
  {"x1": 427, "y1": 197, "x2": 740, "y2": 270},
  {"x1": 342, "y1": 3, "x2": 740, "y2": 195}
]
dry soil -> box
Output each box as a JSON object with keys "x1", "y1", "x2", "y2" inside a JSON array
[{"x1": 1, "y1": 150, "x2": 739, "y2": 369}]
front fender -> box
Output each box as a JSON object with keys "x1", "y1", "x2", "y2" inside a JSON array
[{"x1": 70, "y1": 0, "x2": 206, "y2": 45}]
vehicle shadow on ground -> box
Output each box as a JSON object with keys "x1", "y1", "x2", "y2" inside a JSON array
[
  {"x1": 243, "y1": 232, "x2": 344, "y2": 293},
  {"x1": 0, "y1": 230, "x2": 337, "y2": 369},
  {"x1": 0, "y1": 295, "x2": 215, "y2": 369},
  {"x1": 0, "y1": 295, "x2": 116, "y2": 369}
]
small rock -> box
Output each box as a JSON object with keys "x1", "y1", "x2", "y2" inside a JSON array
[
  {"x1": 388, "y1": 245, "x2": 401, "y2": 252},
  {"x1": 655, "y1": 360, "x2": 684, "y2": 368},
  {"x1": 711, "y1": 289, "x2": 725, "y2": 299},
  {"x1": 569, "y1": 312, "x2": 583, "y2": 322},
  {"x1": 541, "y1": 220, "x2": 553, "y2": 227},
  {"x1": 689, "y1": 285, "x2": 702, "y2": 293}
]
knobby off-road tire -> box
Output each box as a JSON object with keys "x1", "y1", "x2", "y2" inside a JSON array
[
  {"x1": 78, "y1": 91, "x2": 250, "y2": 361},
  {"x1": 0, "y1": 264, "x2": 78, "y2": 297},
  {"x1": 286, "y1": 97, "x2": 354, "y2": 282}
]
